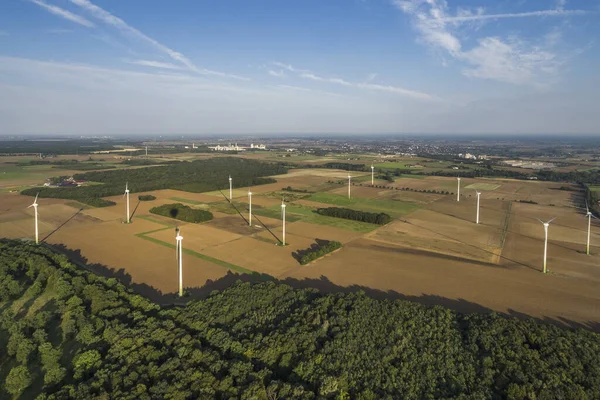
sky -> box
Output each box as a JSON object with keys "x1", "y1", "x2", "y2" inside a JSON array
[{"x1": 0, "y1": 0, "x2": 598, "y2": 136}]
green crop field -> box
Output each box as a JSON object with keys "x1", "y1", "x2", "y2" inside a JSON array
[
  {"x1": 374, "y1": 162, "x2": 409, "y2": 169},
  {"x1": 465, "y1": 183, "x2": 501, "y2": 191},
  {"x1": 254, "y1": 204, "x2": 379, "y2": 233},
  {"x1": 589, "y1": 186, "x2": 600, "y2": 192},
  {"x1": 307, "y1": 193, "x2": 419, "y2": 217}
]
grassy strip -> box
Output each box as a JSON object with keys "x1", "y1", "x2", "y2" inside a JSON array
[
  {"x1": 135, "y1": 215, "x2": 175, "y2": 227},
  {"x1": 169, "y1": 197, "x2": 205, "y2": 205},
  {"x1": 307, "y1": 193, "x2": 419, "y2": 217},
  {"x1": 135, "y1": 231, "x2": 252, "y2": 274}
]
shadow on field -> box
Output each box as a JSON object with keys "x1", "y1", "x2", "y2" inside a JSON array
[
  {"x1": 41, "y1": 208, "x2": 84, "y2": 243},
  {"x1": 43, "y1": 242, "x2": 600, "y2": 333}
]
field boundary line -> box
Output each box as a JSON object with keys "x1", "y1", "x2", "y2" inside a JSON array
[
  {"x1": 136, "y1": 215, "x2": 176, "y2": 227},
  {"x1": 169, "y1": 197, "x2": 205, "y2": 205},
  {"x1": 135, "y1": 231, "x2": 252, "y2": 274}
]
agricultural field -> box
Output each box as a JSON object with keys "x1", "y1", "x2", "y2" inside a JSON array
[{"x1": 1, "y1": 156, "x2": 599, "y2": 331}]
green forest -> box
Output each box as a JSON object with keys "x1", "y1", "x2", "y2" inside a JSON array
[
  {"x1": 21, "y1": 158, "x2": 287, "y2": 207},
  {"x1": 2, "y1": 239, "x2": 600, "y2": 399},
  {"x1": 316, "y1": 207, "x2": 392, "y2": 225},
  {"x1": 150, "y1": 203, "x2": 213, "y2": 223}
]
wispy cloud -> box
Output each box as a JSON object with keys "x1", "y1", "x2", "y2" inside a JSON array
[
  {"x1": 300, "y1": 72, "x2": 437, "y2": 101},
  {"x1": 0, "y1": 31, "x2": 8, "y2": 36},
  {"x1": 277, "y1": 84, "x2": 311, "y2": 92},
  {"x1": 127, "y1": 60, "x2": 183, "y2": 70},
  {"x1": 268, "y1": 69, "x2": 286, "y2": 78},
  {"x1": 442, "y1": 8, "x2": 587, "y2": 23},
  {"x1": 394, "y1": 0, "x2": 581, "y2": 85},
  {"x1": 66, "y1": 0, "x2": 247, "y2": 80},
  {"x1": 30, "y1": 0, "x2": 94, "y2": 27}
]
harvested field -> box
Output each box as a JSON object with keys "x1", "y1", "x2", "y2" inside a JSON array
[
  {"x1": 46, "y1": 220, "x2": 229, "y2": 295},
  {"x1": 281, "y1": 238, "x2": 600, "y2": 328},
  {"x1": 465, "y1": 183, "x2": 501, "y2": 191},
  {"x1": 146, "y1": 223, "x2": 241, "y2": 250},
  {"x1": 201, "y1": 235, "x2": 316, "y2": 276}
]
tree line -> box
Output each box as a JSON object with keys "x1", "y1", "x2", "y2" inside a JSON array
[
  {"x1": 21, "y1": 158, "x2": 287, "y2": 207},
  {"x1": 316, "y1": 207, "x2": 391, "y2": 225},
  {"x1": 1, "y1": 239, "x2": 600, "y2": 399},
  {"x1": 150, "y1": 203, "x2": 213, "y2": 223}
]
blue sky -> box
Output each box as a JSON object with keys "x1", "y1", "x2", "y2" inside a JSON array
[{"x1": 0, "y1": 0, "x2": 598, "y2": 135}]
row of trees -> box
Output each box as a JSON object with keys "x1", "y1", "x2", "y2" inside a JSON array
[
  {"x1": 316, "y1": 207, "x2": 391, "y2": 225},
  {"x1": 2, "y1": 239, "x2": 600, "y2": 399},
  {"x1": 21, "y1": 158, "x2": 287, "y2": 207},
  {"x1": 298, "y1": 240, "x2": 343, "y2": 265},
  {"x1": 150, "y1": 203, "x2": 213, "y2": 223}
]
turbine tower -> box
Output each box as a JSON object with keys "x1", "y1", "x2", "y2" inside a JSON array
[
  {"x1": 371, "y1": 164, "x2": 375, "y2": 186},
  {"x1": 348, "y1": 174, "x2": 352, "y2": 199},
  {"x1": 456, "y1": 177, "x2": 461, "y2": 202},
  {"x1": 123, "y1": 182, "x2": 130, "y2": 223},
  {"x1": 537, "y1": 217, "x2": 556, "y2": 274},
  {"x1": 281, "y1": 199, "x2": 287, "y2": 246},
  {"x1": 175, "y1": 227, "x2": 184, "y2": 297},
  {"x1": 27, "y1": 193, "x2": 40, "y2": 244},
  {"x1": 475, "y1": 191, "x2": 481, "y2": 224},
  {"x1": 248, "y1": 190, "x2": 253, "y2": 227},
  {"x1": 583, "y1": 200, "x2": 598, "y2": 255},
  {"x1": 229, "y1": 175, "x2": 233, "y2": 201}
]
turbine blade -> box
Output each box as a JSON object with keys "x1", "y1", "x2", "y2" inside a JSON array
[
  {"x1": 536, "y1": 218, "x2": 544, "y2": 224},
  {"x1": 586, "y1": 199, "x2": 590, "y2": 213},
  {"x1": 34, "y1": 193, "x2": 39, "y2": 203},
  {"x1": 548, "y1": 217, "x2": 557, "y2": 224}
]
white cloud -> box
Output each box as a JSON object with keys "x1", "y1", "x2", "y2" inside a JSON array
[
  {"x1": 300, "y1": 72, "x2": 438, "y2": 101},
  {"x1": 29, "y1": 0, "x2": 95, "y2": 27},
  {"x1": 268, "y1": 69, "x2": 286, "y2": 78},
  {"x1": 277, "y1": 84, "x2": 311, "y2": 92},
  {"x1": 127, "y1": 60, "x2": 183, "y2": 70},
  {"x1": 394, "y1": 0, "x2": 579, "y2": 85},
  {"x1": 67, "y1": 0, "x2": 247, "y2": 80}
]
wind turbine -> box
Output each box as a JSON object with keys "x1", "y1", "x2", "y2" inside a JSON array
[
  {"x1": 348, "y1": 174, "x2": 352, "y2": 199},
  {"x1": 537, "y1": 217, "x2": 556, "y2": 274},
  {"x1": 248, "y1": 189, "x2": 253, "y2": 227},
  {"x1": 371, "y1": 164, "x2": 375, "y2": 186},
  {"x1": 583, "y1": 200, "x2": 598, "y2": 255},
  {"x1": 175, "y1": 227, "x2": 183, "y2": 297},
  {"x1": 475, "y1": 191, "x2": 481, "y2": 224},
  {"x1": 456, "y1": 177, "x2": 461, "y2": 202},
  {"x1": 123, "y1": 182, "x2": 130, "y2": 223},
  {"x1": 27, "y1": 193, "x2": 40, "y2": 244},
  {"x1": 281, "y1": 198, "x2": 286, "y2": 246},
  {"x1": 229, "y1": 175, "x2": 233, "y2": 201}
]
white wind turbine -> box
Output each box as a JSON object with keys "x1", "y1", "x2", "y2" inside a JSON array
[
  {"x1": 371, "y1": 164, "x2": 375, "y2": 186},
  {"x1": 229, "y1": 175, "x2": 233, "y2": 201},
  {"x1": 123, "y1": 182, "x2": 130, "y2": 223},
  {"x1": 537, "y1": 217, "x2": 557, "y2": 274},
  {"x1": 348, "y1": 174, "x2": 352, "y2": 199},
  {"x1": 475, "y1": 191, "x2": 481, "y2": 224},
  {"x1": 248, "y1": 189, "x2": 253, "y2": 227},
  {"x1": 456, "y1": 177, "x2": 461, "y2": 202},
  {"x1": 582, "y1": 200, "x2": 598, "y2": 255},
  {"x1": 27, "y1": 193, "x2": 40, "y2": 244},
  {"x1": 175, "y1": 227, "x2": 184, "y2": 297},
  {"x1": 281, "y1": 198, "x2": 287, "y2": 246}
]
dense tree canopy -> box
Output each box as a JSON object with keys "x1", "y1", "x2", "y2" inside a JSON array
[
  {"x1": 1, "y1": 239, "x2": 600, "y2": 399},
  {"x1": 21, "y1": 158, "x2": 287, "y2": 207}
]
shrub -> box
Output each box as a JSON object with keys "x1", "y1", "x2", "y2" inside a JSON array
[
  {"x1": 138, "y1": 195, "x2": 156, "y2": 201},
  {"x1": 150, "y1": 203, "x2": 213, "y2": 223}
]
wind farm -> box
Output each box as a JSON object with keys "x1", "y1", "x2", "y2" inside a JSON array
[{"x1": 1, "y1": 150, "x2": 600, "y2": 330}]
